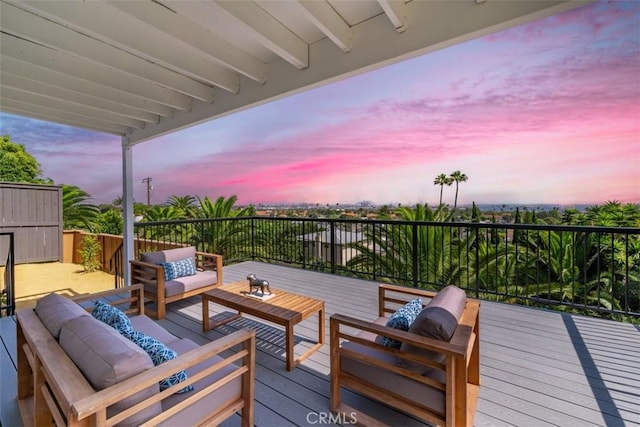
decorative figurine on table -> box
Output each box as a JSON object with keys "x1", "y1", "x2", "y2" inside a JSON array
[{"x1": 247, "y1": 274, "x2": 272, "y2": 296}]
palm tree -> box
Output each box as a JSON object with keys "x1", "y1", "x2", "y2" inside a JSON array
[
  {"x1": 139, "y1": 206, "x2": 185, "y2": 241},
  {"x1": 197, "y1": 195, "x2": 244, "y2": 218},
  {"x1": 62, "y1": 184, "x2": 99, "y2": 231},
  {"x1": 449, "y1": 170, "x2": 468, "y2": 211},
  {"x1": 347, "y1": 204, "x2": 471, "y2": 288},
  {"x1": 141, "y1": 206, "x2": 183, "y2": 222},
  {"x1": 194, "y1": 195, "x2": 255, "y2": 261},
  {"x1": 561, "y1": 207, "x2": 584, "y2": 225},
  {"x1": 166, "y1": 195, "x2": 197, "y2": 218},
  {"x1": 433, "y1": 173, "x2": 452, "y2": 206}
]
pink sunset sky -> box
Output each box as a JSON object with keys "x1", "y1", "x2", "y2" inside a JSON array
[{"x1": 1, "y1": 1, "x2": 639, "y2": 207}]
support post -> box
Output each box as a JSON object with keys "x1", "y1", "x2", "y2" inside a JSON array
[{"x1": 122, "y1": 138, "x2": 134, "y2": 286}]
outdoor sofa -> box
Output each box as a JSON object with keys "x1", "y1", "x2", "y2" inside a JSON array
[{"x1": 16, "y1": 284, "x2": 255, "y2": 426}]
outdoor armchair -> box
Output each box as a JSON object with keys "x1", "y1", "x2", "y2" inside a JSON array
[
  {"x1": 130, "y1": 246, "x2": 223, "y2": 319},
  {"x1": 330, "y1": 283, "x2": 480, "y2": 427}
]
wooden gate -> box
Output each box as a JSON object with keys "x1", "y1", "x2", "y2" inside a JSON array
[{"x1": 0, "y1": 183, "x2": 63, "y2": 263}]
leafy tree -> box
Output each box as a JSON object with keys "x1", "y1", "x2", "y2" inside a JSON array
[
  {"x1": 377, "y1": 205, "x2": 392, "y2": 217},
  {"x1": 546, "y1": 207, "x2": 562, "y2": 224},
  {"x1": 524, "y1": 210, "x2": 536, "y2": 224},
  {"x1": 62, "y1": 185, "x2": 100, "y2": 231},
  {"x1": 433, "y1": 173, "x2": 452, "y2": 206},
  {"x1": 95, "y1": 209, "x2": 123, "y2": 235},
  {"x1": 512, "y1": 207, "x2": 525, "y2": 244},
  {"x1": 0, "y1": 135, "x2": 50, "y2": 183},
  {"x1": 134, "y1": 202, "x2": 150, "y2": 217},
  {"x1": 471, "y1": 201, "x2": 481, "y2": 223},
  {"x1": 489, "y1": 214, "x2": 500, "y2": 245},
  {"x1": 449, "y1": 170, "x2": 468, "y2": 212}
]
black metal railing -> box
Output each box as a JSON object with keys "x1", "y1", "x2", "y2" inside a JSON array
[
  {"x1": 134, "y1": 217, "x2": 640, "y2": 320},
  {"x1": 109, "y1": 242, "x2": 124, "y2": 288},
  {"x1": 0, "y1": 232, "x2": 16, "y2": 317}
]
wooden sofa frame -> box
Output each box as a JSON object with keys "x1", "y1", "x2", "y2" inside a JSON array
[
  {"x1": 16, "y1": 285, "x2": 255, "y2": 427},
  {"x1": 330, "y1": 283, "x2": 480, "y2": 427},
  {"x1": 130, "y1": 249, "x2": 223, "y2": 319}
]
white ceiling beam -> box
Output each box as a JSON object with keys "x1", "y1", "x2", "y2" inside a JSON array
[
  {"x1": 107, "y1": 0, "x2": 266, "y2": 84},
  {"x1": 1, "y1": 2, "x2": 215, "y2": 101},
  {"x1": 215, "y1": 1, "x2": 308, "y2": 69},
  {"x1": 17, "y1": 0, "x2": 239, "y2": 93},
  {"x1": 0, "y1": 34, "x2": 192, "y2": 111},
  {"x1": 0, "y1": 72, "x2": 158, "y2": 124},
  {"x1": 0, "y1": 86, "x2": 146, "y2": 129},
  {"x1": 166, "y1": 0, "x2": 308, "y2": 69},
  {"x1": 377, "y1": 0, "x2": 407, "y2": 33},
  {"x1": 0, "y1": 101, "x2": 130, "y2": 135},
  {"x1": 0, "y1": 56, "x2": 174, "y2": 118},
  {"x1": 297, "y1": 0, "x2": 352, "y2": 52}
]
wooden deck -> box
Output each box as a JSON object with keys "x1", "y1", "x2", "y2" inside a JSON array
[{"x1": 2, "y1": 261, "x2": 639, "y2": 426}]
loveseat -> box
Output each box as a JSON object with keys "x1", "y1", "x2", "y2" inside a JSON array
[
  {"x1": 330, "y1": 283, "x2": 480, "y2": 427},
  {"x1": 16, "y1": 285, "x2": 255, "y2": 426},
  {"x1": 130, "y1": 246, "x2": 223, "y2": 319}
]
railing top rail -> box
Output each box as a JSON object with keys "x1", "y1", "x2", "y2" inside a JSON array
[{"x1": 134, "y1": 217, "x2": 640, "y2": 234}]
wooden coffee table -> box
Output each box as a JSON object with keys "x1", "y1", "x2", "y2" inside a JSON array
[{"x1": 202, "y1": 281, "x2": 325, "y2": 371}]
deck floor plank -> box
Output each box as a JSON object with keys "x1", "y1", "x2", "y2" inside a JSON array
[{"x1": 2, "y1": 260, "x2": 639, "y2": 427}]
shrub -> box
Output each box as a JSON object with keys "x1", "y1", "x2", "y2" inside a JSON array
[{"x1": 79, "y1": 234, "x2": 101, "y2": 273}]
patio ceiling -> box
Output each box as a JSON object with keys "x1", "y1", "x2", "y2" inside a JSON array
[{"x1": 0, "y1": 0, "x2": 592, "y2": 146}]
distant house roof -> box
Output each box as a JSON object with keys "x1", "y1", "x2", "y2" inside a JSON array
[{"x1": 301, "y1": 230, "x2": 365, "y2": 245}]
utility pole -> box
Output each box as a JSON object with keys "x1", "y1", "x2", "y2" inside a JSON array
[{"x1": 141, "y1": 177, "x2": 152, "y2": 206}]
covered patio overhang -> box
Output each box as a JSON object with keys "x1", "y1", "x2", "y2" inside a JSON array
[{"x1": 0, "y1": 0, "x2": 593, "y2": 284}]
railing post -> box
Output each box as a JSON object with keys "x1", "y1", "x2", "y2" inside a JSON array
[
  {"x1": 330, "y1": 220, "x2": 336, "y2": 274},
  {"x1": 372, "y1": 221, "x2": 378, "y2": 282},
  {"x1": 474, "y1": 226, "x2": 479, "y2": 299},
  {"x1": 412, "y1": 223, "x2": 418, "y2": 288},
  {"x1": 302, "y1": 221, "x2": 306, "y2": 268},
  {"x1": 251, "y1": 217, "x2": 256, "y2": 260}
]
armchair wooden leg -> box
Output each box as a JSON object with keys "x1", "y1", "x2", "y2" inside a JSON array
[
  {"x1": 241, "y1": 332, "x2": 255, "y2": 427},
  {"x1": 156, "y1": 301, "x2": 166, "y2": 320},
  {"x1": 329, "y1": 317, "x2": 341, "y2": 412}
]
